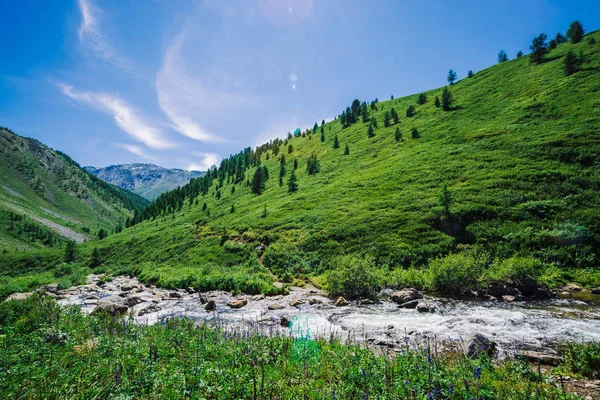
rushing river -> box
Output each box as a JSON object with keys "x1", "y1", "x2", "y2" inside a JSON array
[{"x1": 58, "y1": 275, "x2": 600, "y2": 357}]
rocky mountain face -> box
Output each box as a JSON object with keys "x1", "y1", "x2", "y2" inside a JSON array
[{"x1": 85, "y1": 164, "x2": 204, "y2": 200}]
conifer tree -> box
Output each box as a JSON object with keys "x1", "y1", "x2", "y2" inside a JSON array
[
  {"x1": 90, "y1": 247, "x2": 101, "y2": 268},
  {"x1": 497, "y1": 49, "x2": 508, "y2": 63},
  {"x1": 371, "y1": 116, "x2": 378, "y2": 128},
  {"x1": 439, "y1": 184, "x2": 452, "y2": 216},
  {"x1": 395, "y1": 127, "x2": 402, "y2": 142},
  {"x1": 230, "y1": 204, "x2": 235, "y2": 213},
  {"x1": 288, "y1": 144, "x2": 293, "y2": 153},
  {"x1": 98, "y1": 228, "x2": 107, "y2": 240},
  {"x1": 564, "y1": 51, "x2": 581, "y2": 76},
  {"x1": 368, "y1": 123, "x2": 375, "y2": 138},
  {"x1": 251, "y1": 168, "x2": 264, "y2": 195},
  {"x1": 294, "y1": 159, "x2": 298, "y2": 170},
  {"x1": 288, "y1": 170, "x2": 298, "y2": 193},
  {"x1": 467, "y1": 70, "x2": 474, "y2": 78},
  {"x1": 64, "y1": 240, "x2": 77, "y2": 263},
  {"x1": 344, "y1": 144, "x2": 350, "y2": 155},
  {"x1": 441, "y1": 87, "x2": 453, "y2": 111},
  {"x1": 320, "y1": 131, "x2": 325, "y2": 142},
  {"x1": 262, "y1": 166, "x2": 269, "y2": 180},
  {"x1": 555, "y1": 32, "x2": 566, "y2": 44},
  {"x1": 434, "y1": 96, "x2": 440, "y2": 108},
  {"x1": 391, "y1": 108, "x2": 399, "y2": 124},
  {"x1": 517, "y1": 50, "x2": 523, "y2": 58},
  {"x1": 383, "y1": 111, "x2": 391, "y2": 127},
  {"x1": 417, "y1": 93, "x2": 427, "y2": 105},
  {"x1": 447, "y1": 69, "x2": 457, "y2": 85},
  {"x1": 231, "y1": 186, "x2": 235, "y2": 194},
  {"x1": 411, "y1": 128, "x2": 420, "y2": 138},
  {"x1": 406, "y1": 105, "x2": 416, "y2": 117},
  {"x1": 313, "y1": 122, "x2": 318, "y2": 134},
  {"x1": 202, "y1": 202, "x2": 207, "y2": 211},
  {"x1": 306, "y1": 154, "x2": 320, "y2": 175},
  {"x1": 530, "y1": 33, "x2": 548, "y2": 64},
  {"x1": 566, "y1": 21, "x2": 584, "y2": 43},
  {"x1": 333, "y1": 135, "x2": 340, "y2": 149}
]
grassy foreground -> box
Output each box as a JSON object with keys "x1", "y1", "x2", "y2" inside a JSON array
[{"x1": 0, "y1": 295, "x2": 591, "y2": 399}]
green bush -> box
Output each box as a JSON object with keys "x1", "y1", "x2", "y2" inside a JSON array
[
  {"x1": 562, "y1": 342, "x2": 600, "y2": 378},
  {"x1": 326, "y1": 255, "x2": 380, "y2": 299},
  {"x1": 425, "y1": 253, "x2": 483, "y2": 294},
  {"x1": 484, "y1": 256, "x2": 542, "y2": 285}
]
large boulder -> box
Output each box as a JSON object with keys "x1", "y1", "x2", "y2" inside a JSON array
[
  {"x1": 289, "y1": 299, "x2": 306, "y2": 307},
  {"x1": 487, "y1": 283, "x2": 520, "y2": 297},
  {"x1": 38, "y1": 284, "x2": 60, "y2": 294},
  {"x1": 515, "y1": 277, "x2": 553, "y2": 299},
  {"x1": 92, "y1": 301, "x2": 128, "y2": 316},
  {"x1": 466, "y1": 333, "x2": 497, "y2": 359},
  {"x1": 520, "y1": 350, "x2": 561, "y2": 366},
  {"x1": 398, "y1": 300, "x2": 419, "y2": 309},
  {"x1": 416, "y1": 301, "x2": 440, "y2": 313},
  {"x1": 252, "y1": 294, "x2": 265, "y2": 301},
  {"x1": 268, "y1": 303, "x2": 285, "y2": 310},
  {"x1": 205, "y1": 300, "x2": 216, "y2": 312},
  {"x1": 227, "y1": 299, "x2": 248, "y2": 309},
  {"x1": 591, "y1": 287, "x2": 600, "y2": 295},
  {"x1": 391, "y1": 288, "x2": 422, "y2": 304},
  {"x1": 334, "y1": 297, "x2": 349, "y2": 307},
  {"x1": 280, "y1": 316, "x2": 291, "y2": 328},
  {"x1": 308, "y1": 297, "x2": 325, "y2": 305},
  {"x1": 138, "y1": 303, "x2": 161, "y2": 316},
  {"x1": 4, "y1": 292, "x2": 32, "y2": 302},
  {"x1": 563, "y1": 283, "x2": 583, "y2": 292}
]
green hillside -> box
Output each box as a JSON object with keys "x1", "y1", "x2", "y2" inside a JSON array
[
  {"x1": 0, "y1": 128, "x2": 148, "y2": 253},
  {"x1": 2, "y1": 30, "x2": 600, "y2": 298}
]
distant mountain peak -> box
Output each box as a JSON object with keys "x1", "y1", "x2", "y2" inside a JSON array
[{"x1": 84, "y1": 164, "x2": 204, "y2": 200}]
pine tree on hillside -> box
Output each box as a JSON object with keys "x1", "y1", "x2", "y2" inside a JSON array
[
  {"x1": 441, "y1": 87, "x2": 453, "y2": 111},
  {"x1": 564, "y1": 51, "x2": 581, "y2": 76},
  {"x1": 447, "y1": 69, "x2": 457, "y2": 85},
  {"x1": 333, "y1": 135, "x2": 340, "y2": 149},
  {"x1": 434, "y1": 96, "x2": 441, "y2": 108},
  {"x1": 97, "y1": 228, "x2": 107, "y2": 240},
  {"x1": 344, "y1": 144, "x2": 350, "y2": 155},
  {"x1": 395, "y1": 127, "x2": 402, "y2": 142},
  {"x1": 530, "y1": 33, "x2": 548, "y2": 64},
  {"x1": 411, "y1": 128, "x2": 420, "y2": 139},
  {"x1": 555, "y1": 32, "x2": 566, "y2": 44},
  {"x1": 230, "y1": 204, "x2": 235, "y2": 213},
  {"x1": 288, "y1": 170, "x2": 298, "y2": 193},
  {"x1": 251, "y1": 168, "x2": 265, "y2": 195},
  {"x1": 263, "y1": 166, "x2": 269, "y2": 180},
  {"x1": 320, "y1": 131, "x2": 325, "y2": 142},
  {"x1": 406, "y1": 105, "x2": 416, "y2": 117},
  {"x1": 439, "y1": 184, "x2": 452, "y2": 216},
  {"x1": 383, "y1": 111, "x2": 391, "y2": 127},
  {"x1": 417, "y1": 93, "x2": 427, "y2": 105},
  {"x1": 294, "y1": 159, "x2": 298, "y2": 170},
  {"x1": 517, "y1": 50, "x2": 523, "y2": 58},
  {"x1": 391, "y1": 108, "x2": 399, "y2": 124},
  {"x1": 306, "y1": 154, "x2": 320, "y2": 175},
  {"x1": 467, "y1": 70, "x2": 474, "y2": 78},
  {"x1": 368, "y1": 123, "x2": 375, "y2": 138},
  {"x1": 288, "y1": 144, "x2": 293, "y2": 153},
  {"x1": 497, "y1": 49, "x2": 509, "y2": 63},
  {"x1": 65, "y1": 240, "x2": 77, "y2": 263},
  {"x1": 90, "y1": 247, "x2": 101, "y2": 268},
  {"x1": 313, "y1": 122, "x2": 318, "y2": 134},
  {"x1": 566, "y1": 21, "x2": 584, "y2": 43}
]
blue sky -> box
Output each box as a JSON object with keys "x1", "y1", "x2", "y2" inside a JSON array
[{"x1": 1, "y1": 0, "x2": 598, "y2": 170}]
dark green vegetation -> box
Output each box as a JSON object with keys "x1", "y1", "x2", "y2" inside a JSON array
[
  {"x1": 0, "y1": 128, "x2": 147, "y2": 253},
  {"x1": 0, "y1": 295, "x2": 586, "y2": 399},
  {"x1": 85, "y1": 164, "x2": 204, "y2": 200},
  {"x1": 2, "y1": 27, "x2": 600, "y2": 300}
]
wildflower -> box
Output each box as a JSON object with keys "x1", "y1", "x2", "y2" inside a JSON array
[
  {"x1": 413, "y1": 385, "x2": 418, "y2": 396},
  {"x1": 361, "y1": 368, "x2": 366, "y2": 376},
  {"x1": 115, "y1": 370, "x2": 121, "y2": 385},
  {"x1": 464, "y1": 379, "x2": 470, "y2": 392},
  {"x1": 448, "y1": 383, "x2": 454, "y2": 394},
  {"x1": 474, "y1": 367, "x2": 482, "y2": 379},
  {"x1": 362, "y1": 393, "x2": 367, "y2": 400}
]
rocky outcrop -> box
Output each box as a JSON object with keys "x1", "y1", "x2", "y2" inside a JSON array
[
  {"x1": 391, "y1": 288, "x2": 422, "y2": 304},
  {"x1": 592, "y1": 287, "x2": 600, "y2": 294},
  {"x1": 466, "y1": 333, "x2": 497, "y2": 359},
  {"x1": 334, "y1": 297, "x2": 349, "y2": 307},
  {"x1": 5, "y1": 292, "x2": 33, "y2": 301},
  {"x1": 227, "y1": 299, "x2": 247, "y2": 309},
  {"x1": 138, "y1": 303, "x2": 161, "y2": 316},
  {"x1": 488, "y1": 278, "x2": 553, "y2": 299},
  {"x1": 520, "y1": 350, "x2": 561, "y2": 366},
  {"x1": 398, "y1": 300, "x2": 419, "y2": 309},
  {"x1": 38, "y1": 284, "x2": 60, "y2": 294},
  {"x1": 92, "y1": 301, "x2": 128, "y2": 316},
  {"x1": 205, "y1": 300, "x2": 216, "y2": 311},
  {"x1": 487, "y1": 283, "x2": 520, "y2": 297}
]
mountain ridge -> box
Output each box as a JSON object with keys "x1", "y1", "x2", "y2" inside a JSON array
[{"x1": 84, "y1": 163, "x2": 204, "y2": 200}]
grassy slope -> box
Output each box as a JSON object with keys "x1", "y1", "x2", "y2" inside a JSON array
[
  {"x1": 0, "y1": 128, "x2": 148, "y2": 251},
  {"x1": 2, "y1": 32, "x2": 600, "y2": 296}
]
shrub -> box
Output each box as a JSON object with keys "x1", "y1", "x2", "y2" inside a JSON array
[
  {"x1": 425, "y1": 253, "x2": 483, "y2": 294},
  {"x1": 326, "y1": 255, "x2": 380, "y2": 299},
  {"x1": 562, "y1": 342, "x2": 600, "y2": 378},
  {"x1": 485, "y1": 257, "x2": 542, "y2": 285}
]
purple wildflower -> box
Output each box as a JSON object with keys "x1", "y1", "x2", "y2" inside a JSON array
[
  {"x1": 448, "y1": 383, "x2": 454, "y2": 394},
  {"x1": 362, "y1": 393, "x2": 367, "y2": 400},
  {"x1": 474, "y1": 367, "x2": 482, "y2": 379}
]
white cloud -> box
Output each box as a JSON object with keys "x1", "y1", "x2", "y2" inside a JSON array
[
  {"x1": 113, "y1": 143, "x2": 151, "y2": 159},
  {"x1": 188, "y1": 152, "x2": 221, "y2": 171},
  {"x1": 77, "y1": 0, "x2": 129, "y2": 68},
  {"x1": 59, "y1": 83, "x2": 175, "y2": 150}
]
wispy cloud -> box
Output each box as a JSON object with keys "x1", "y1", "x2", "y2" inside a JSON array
[
  {"x1": 113, "y1": 143, "x2": 151, "y2": 159},
  {"x1": 77, "y1": 0, "x2": 129, "y2": 68},
  {"x1": 59, "y1": 84, "x2": 175, "y2": 150},
  {"x1": 188, "y1": 151, "x2": 221, "y2": 171},
  {"x1": 156, "y1": 33, "x2": 223, "y2": 143}
]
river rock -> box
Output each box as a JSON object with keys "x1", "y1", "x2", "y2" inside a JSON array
[
  {"x1": 416, "y1": 301, "x2": 439, "y2": 313},
  {"x1": 121, "y1": 285, "x2": 133, "y2": 292},
  {"x1": 398, "y1": 300, "x2": 419, "y2": 309},
  {"x1": 169, "y1": 291, "x2": 183, "y2": 299},
  {"x1": 38, "y1": 283, "x2": 60, "y2": 294},
  {"x1": 205, "y1": 300, "x2": 216, "y2": 311},
  {"x1": 5, "y1": 292, "x2": 32, "y2": 302},
  {"x1": 592, "y1": 287, "x2": 600, "y2": 294},
  {"x1": 502, "y1": 295, "x2": 516, "y2": 302},
  {"x1": 124, "y1": 296, "x2": 145, "y2": 307},
  {"x1": 308, "y1": 297, "x2": 324, "y2": 305},
  {"x1": 514, "y1": 277, "x2": 552, "y2": 298},
  {"x1": 280, "y1": 316, "x2": 291, "y2": 328},
  {"x1": 227, "y1": 299, "x2": 248, "y2": 309},
  {"x1": 268, "y1": 295, "x2": 283, "y2": 300},
  {"x1": 520, "y1": 350, "x2": 561, "y2": 366},
  {"x1": 391, "y1": 288, "x2": 422, "y2": 304},
  {"x1": 289, "y1": 299, "x2": 306, "y2": 307},
  {"x1": 563, "y1": 283, "x2": 582, "y2": 292},
  {"x1": 268, "y1": 303, "x2": 285, "y2": 310},
  {"x1": 252, "y1": 294, "x2": 265, "y2": 301},
  {"x1": 96, "y1": 280, "x2": 106, "y2": 287},
  {"x1": 92, "y1": 301, "x2": 128, "y2": 316},
  {"x1": 466, "y1": 333, "x2": 497, "y2": 359},
  {"x1": 487, "y1": 282, "x2": 520, "y2": 297},
  {"x1": 138, "y1": 303, "x2": 161, "y2": 316},
  {"x1": 334, "y1": 297, "x2": 349, "y2": 307},
  {"x1": 360, "y1": 299, "x2": 375, "y2": 305}
]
